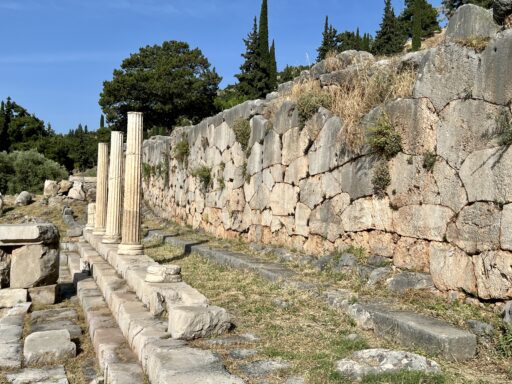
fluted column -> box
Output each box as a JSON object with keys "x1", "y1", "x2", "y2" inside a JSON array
[
  {"x1": 93, "y1": 143, "x2": 109, "y2": 235},
  {"x1": 85, "y1": 203, "x2": 96, "y2": 230},
  {"x1": 103, "y1": 131, "x2": 124, "y2": 244},
  {"x1": 118, "y1": 112, "x2": 144, "y2": 255}
]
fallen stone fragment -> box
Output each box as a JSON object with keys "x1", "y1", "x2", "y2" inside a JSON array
[
  {"x1": 240, "y1": 359, "x2": 291, "y2": 377},
  {"x1": 386, "y1": 272, "x2": 434, "y2": 293},
  {"x1": 28, "y1": 284, "x2": 57, "y2": 305},
  {"x1": 206, "y1": 333, "x2": 259, "y2": 346},
  {"x1": 168, "y1": 305, "x2": 231, "y2": 339},
  {"x1": 336, "y1": 348, "x2": 441, "y2": 381},
  {"x1": 229, "y1": 348, "x2": 258, "y2": 359},
  {"x1": 24, "y1": 329, "x2": 76, "y2": 365},
  {"x1": 15, "y1": 191, "x2": 33, "y2": 206},
  {"x1": 466, "y1": 320, "x2": 494, "y2": 337},
  {"x1": 6, "y1": 365, "x2": 68, "y2": 384},
  {"x1": 145, "y1": 264, "x2": 182, "y2": 283},
  {"x1": 0, "y1": 289, "x2": 27, "y2": 308}
]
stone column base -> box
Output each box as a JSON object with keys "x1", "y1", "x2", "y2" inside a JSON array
[
  {"x1": 117, "y1": 243, "x2": 144, "y2": 256},
  {"x1": 102, "y1": 236, "x2": 121, "y2": 244},
  {"x1": 92, "y1": 229, "x2": 106, "y2": 236}
]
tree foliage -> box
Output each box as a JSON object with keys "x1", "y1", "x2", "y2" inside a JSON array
[
  {"x1": 99, "y1": 40, "x2": 221, "y2": 132},
  {"x1": 411, "y1": 0, "x2": 422, "y2": 51},
  {"x1": 317, "y1": 16, "x2": 338, "y2": 61},
  {"x1": 0, "y1": 150, "x2": 68, "y2": 194},
  {"x1": 373, "y1": 0, "x2": 407, "y2": 55},
  {"x1": 400, "y1": 0, "x2": 440, "y2": 39}
]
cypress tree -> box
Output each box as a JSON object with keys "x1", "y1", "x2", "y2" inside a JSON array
[
  {"x1": 100, "y1": 115, "x2": 105, "y2": 129},
  {"x1": 317, "y1": 16, "x2": 338, "y2": 61},
  {"x1": 269, "y1": 40, "x2": 278, "y2": 90},
  {"x1": 373, "y1": 0, "x2": 406, "y2": 55},
  {"x1": 411, "y1": 0, "x2": 422, "y2": 51},
  {"x1": 236, "y1": 17, "x2": 265, "y2": 99},
  {"x1": 258, "y1": 0, "x2": 271, "y2": 94}
]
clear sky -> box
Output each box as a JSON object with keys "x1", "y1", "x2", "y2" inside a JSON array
[{"x1": 0, "y1": 0, "x2": 441, "y2": 134}]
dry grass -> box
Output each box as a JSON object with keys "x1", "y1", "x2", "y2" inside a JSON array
[
  {"x1": 324, "y1": 51, "x2": 344, "y2": 73},
  {"x1": 289, "y1": 63, "x2": 416, "y2": 152},
  {"x1": 455, "y1": 36, "x2": 491, "y2": 53}
]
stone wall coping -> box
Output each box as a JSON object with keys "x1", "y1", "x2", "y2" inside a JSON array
[{"x1": 0, "y1": 224, "x2": 59, "y2": 246}]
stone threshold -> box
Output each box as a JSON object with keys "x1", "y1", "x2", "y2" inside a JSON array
[
  {"x1": 155, "y1": 231, "x2": 477, "y2": 362},
  {"x1": 66, "y1": 234, "x2": 244, "y2": 383}
]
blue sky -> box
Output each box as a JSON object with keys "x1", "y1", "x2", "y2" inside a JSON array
[{"x1": 0, "y1": 0, "x2": 441, "y2": 133}]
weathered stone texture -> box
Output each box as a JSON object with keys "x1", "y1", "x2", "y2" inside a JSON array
[{"x1": 445, "y1": 4, "x2": 499, "y2": 42}]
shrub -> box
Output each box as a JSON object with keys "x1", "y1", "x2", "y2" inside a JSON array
[
  {"x1": 233, "y1": 118, "x2": 251, "y2": 152},
  {"x1": 191, "y1": 165, "x2": 212, "y2": 190},
  {"x1": 297, "y1": 91, "x2": 332, "y2": 128},
  {"x1": 498, "y1": 324, "x2": 512, "y2": 358},
  {"x1": 497, "y1": 110, "x2": 512, "y2": 146},
  {"x1": 372, "y1": 161, "x2": 391, "y2": 197},
  {"x1": 423, "y1": 151, "x2": 437, "y2": 171},
  {"x1": 173, "y1": 138, "x2": 190, "y2": 164},
  {"x1": 367, "y1": 114, "x2": 402, "y2": 159},
  {"x1": 0, "y1": 150, "x2": 68, "y2": 194}
]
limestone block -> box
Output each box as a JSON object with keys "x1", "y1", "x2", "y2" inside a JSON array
[
  {"x1": 341, "y1": 197, "x2": 394, "y2": 233},
  {"x1": 246, "y1": 142, "x2": 263, "y2": 176},
  {"x1": 249, "y1": 116, "x2": 270, "y2": 150},
  {"x1": 308, "y1": 117, "x2": 344, "y2": 175},
  {"x1": 393, "y1": 205, "x2": 454, "y2": 241},
  {"x1": 28, "y1": 284, "x2": 57, "y2": 305},
  {"x1": 249, "y1": 184, "x2": 270, "y2": 211},
  {"x1": 366, "y1": 98, "x2": 438, "y2": 155},
  {"x1": 500, "y1": 204, "x2": 512, "y2": 251},
  {"x1": 262, "y1": 168, "x2": 275, "y2": 191},
  {"x1": 310, "y1": 194, "x2": 350, "y2": 242},
  {"x1": 394, "y1": 237, "x2": 430, "y2": 273},
  {"x1": 15, "y1": 191, "x2": 32, "y2": 206},
  {"x1": 321, "y1": 171, "x2": 341, "y2": 199},
  {"x1": 205, "y1": 147, "x2": 222, "y2": 168},
  {"x1": 284, "y1": 156, "x2": 308, "y2": 185},
  {"x1": 243, "y1": 173, "x2": 263, "y2": 204},
  {"x1": 304, "y1": 107, "x2": 333, "y2": 142},
  {"x1": 413, "y1": 43, "x2": 480, "y2": 111},
  {"x1": 337, "y1": 50, "x2": 375, "y2": 68},
  {"x1": 269, "y1": 183, "x2": 299, "y2": 216},
  {"x1": 432, "y1": 159, "x2": 468, "y2": 213},
  {"x1": 335, "y1": 155, "x2": 377, "y2": 200},
  {"x1": 227, "y1": 188, "x2": 245, "y2": 212},
  {"x1": 429, "y1": 242, "x2": 476, "y2": 294},
  {"x1": 10, "y1": 244, "x2": 59, "y2": 288},
  {"x1": 222, "y1": 100, "x2": 266, "y2": 128},
  {"x1": 459, "y1": 146, "x2": 512, "y2": 203},
  {"x1": 473, "y1": 250, "x2": 512, "y2": 299},
  {"x1": 0, "y1": 288, "x2": 27, "y2": 308},
  {"x1": 168, "y1": 305, "x2": 231, "y2": 340},
  {"x1": 57, "y1": 180, "x2": 73, "y2": 195},
  {"x1": 299, "y1": 175, "x2": 324, "y2": 209},
  {"x1": 294, "y1": 203, "x2": 311, "y2": 237},
  {"x1": 68, "y1": 182, "x2": 85, "y2": 201},
  {"x1": 387, "y1": 154, "x2": 439, "y2": 209},
  {"x1": 262, "y1": 130, "x2": 281, "y2": 169},
  {"x1": 437, "y1": 100, "x2": 508, "y2": 169},
  {"x1": 5, "y1": 366, "x2": 68, "y2": 384},
  {"x1": 475, "y1": 30, "x2": 512, "y2": 106},
  {"x1": 274, "y1": 101, "x2": 299, "y2": 134},
  {"x1": 367, "y1": 231, "x2": 396, "y2": 258},
  {"x1": 43, "y1": 180, "x2": 59, "y2": 198},
  {"x1": 145, "y1": 265, "x2": 182, "y2": 283},
  {"x1": 445, "y1": 4, "x2": 499, "y2": 42},
  {"x1": 282, "y1": 127, "x2": 309, "y2": 165},
  {"x1": 446, "y1": 202, "x2": 501, "y2": 254},
  {"x1": 212, "y1": 122, "x2": 236, "y2": 152},
  {"x1": 24, "y1": 330, "x2": 76, "y2": 365}
]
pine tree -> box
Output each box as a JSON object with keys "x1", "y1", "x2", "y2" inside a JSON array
[
  {"x1": 373, "y1": 0, "x2": 407, "y2": 55},
  {"x1": 411, "y1": 0, "x2": 422, "y2": 51},
  {"x1": 235, "y1": 17, "x2": 265, "y2": 99},
  {"x1": 269, "y1": 40, "x2": 278, "y2": 90},
  {"x1": 401, "y1": 0, "x2": 439, "y2": 39},
  {"x1": 317, "y1": 16, "x2": 338, "y2": 61}
]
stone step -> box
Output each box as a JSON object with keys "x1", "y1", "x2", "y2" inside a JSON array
[
  {"x1": 66, "y1": 238, "x2": 244, "y2": 384},
  {"x1": 156, "y1": 233, "x2": 477, "y2": 362}
]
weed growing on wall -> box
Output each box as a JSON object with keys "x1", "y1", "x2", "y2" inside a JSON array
[
  {"x1": 173, "y1": 136, "x2": 190, "y2": 164},
  {"x1": 367, "y1": 113, "x2": 402, "y2": 159},
  {"x1": 142, "y1": 163, "x2": 152, "y2": 182},
  {"x1": 297, "y1": 91, "x2": 332, "y2": 128},
  {"x1": 497, "y1": 110, "x2": 512, "y2": 146},
  {"x1": 191, "y1": 165, "x2": 212, "y2": 190},
  {"x1": 233, "y1": 118, "x2": 251, "y2": 152},
  {"x1": 372, "y1": 160, "x2": 391, "y2": 198},
  {"x1": 455, "y1": 36, "x2": 490, "y2": 53},
  {"x1": 423, "y1": 151, "x2": 437, "y2": 172}
]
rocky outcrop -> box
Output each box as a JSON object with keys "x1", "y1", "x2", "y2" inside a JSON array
[{"x1": 141, "y1": 7, "x2": 512, "y2": 300}]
